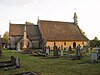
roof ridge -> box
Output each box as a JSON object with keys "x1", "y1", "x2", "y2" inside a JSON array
[
  {"x1": 76, "y1": 25, "x2": 89, "y2": 40},
  {"x1": 10, "y1": 23, "x2": 37, "y2": 26},
  {"x1": 39, "y1": 20, "x2": 74, "y2": 24},
  {"x1": 10, "y1": 23, "x2": 25, "y2": 25}
]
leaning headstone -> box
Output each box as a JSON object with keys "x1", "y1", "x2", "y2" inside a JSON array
[
  {"x1": 15, "y1": 72, "x2": 37, "y2": 75},
  {"x1": 91, "y1": 52, "x2": 98, "y2": 63}
]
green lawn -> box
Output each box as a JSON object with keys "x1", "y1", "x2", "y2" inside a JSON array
[{"x1": 0, "y1": 50, "x2": 100, "y2": 75}]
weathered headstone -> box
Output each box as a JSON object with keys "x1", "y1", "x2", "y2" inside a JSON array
[
  {"x1": 60, "y1": 45, "x2": 63, "y2": 56},
  {"x1": 60, "y1": 50, "x2": 63, "y2": 56},
  {"x1": 46, "y1": 46, "x2": 50, "y2": 55},
  {"x1": 16, "y1": 57, "x2": 20, "y2": 68},
  {"x1": 48, "y1": 46, "x2": 50, "y2": 54},
  {"x1": 96, "y1": 47, "x2": 100, "y2": 58},
  {"x1": 68, "y1": 46, "x2": 72, "y2": 53},
  {"x1": 80, "y1": 45, "x2": 85, "y2": 54},
  {"x1": 17, "y1": 43, "x2": 21, "y2": 52},
  {"x1": 11, "y1": 56, "x2": 16, "y2": 65},
  {"x1": 53, "y1": 43, "x2": 58, "y2": 57},
  {"x1": 42, "y1": 45, "x2": 46, "y2": 54},
  {"x1": 96, "y1": 47, "x2": 100, "y2": 53},
  {"x1": 91, "y1": 52, "x2": 98, "y2": 62},
  {"x1": 85, "y1": 45, "x2": 89, "y2": 52},
  {"x1": 75, "y1": 44, "x2": 81, "y2": 59}
]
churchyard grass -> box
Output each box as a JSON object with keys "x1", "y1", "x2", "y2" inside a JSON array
[{"x1": 0, "y1": 50, "x2": 100, "y2": 75}]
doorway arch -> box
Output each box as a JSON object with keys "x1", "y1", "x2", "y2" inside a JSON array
[
  {"x1": 73, "y1": 42, "x2": 76, "y2": 49},
  {"x1": 17, "y1": 38, "x2": 32, "y2": 50}
]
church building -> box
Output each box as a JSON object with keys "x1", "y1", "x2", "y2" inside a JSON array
[{"x1": 9, "y1": 13, "x2": 89, "y2": 50}]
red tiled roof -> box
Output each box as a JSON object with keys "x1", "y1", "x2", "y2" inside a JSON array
[{"x1": 38, "y1": 20, "x2": 89, "y2": 41}]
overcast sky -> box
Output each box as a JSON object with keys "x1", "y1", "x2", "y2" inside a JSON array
[{"x1": 0, "y1": 0, "x2": 100, "y2": 40}]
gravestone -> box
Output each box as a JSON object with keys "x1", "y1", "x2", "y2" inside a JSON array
[
  {"x1": 75, "y1": 44, "x2": 81, "y2": 59},
  {"x1": 68, "y1": 46, "x2": 72, "y2": 53},
  {"x1": 16, "y1": 57, "x2": 20, "y2": 68},
  {"x1": 17, "y1": 43, "x2": 21, "y2": 52},
  {"x1": 53, "y1": 44, "x2": 58, "y2": 57},
  {"x1": 42, "y1": 45, "x2": 46, "y2": 54},
  {"x1": 85, "y1": 45, "x2": 89, "y2": 52},
  {"x1": 91, "y1": 52, "x2": 98, "y2": 62},
  {"x1": 96, "y1": 47, "x2": 100, "y2": 53},
  {"x1": 80, "y1": 45, "x2": 85, "y2": 54},
  {"x1": 96, "y1": 47, "x2": 100, "y2": 58},
  {"x1": 61, "y1": 50, "x2": 63, "y2": 56},
  {"x1": 15, "y1": 71, "x2": 37, "y2": 75},
  {"x1": 60, "y1": 45, "x2": 63, "y2": 56},
  {"x1": 46, "y1": 46, "x2": 50, "y2": 55}
]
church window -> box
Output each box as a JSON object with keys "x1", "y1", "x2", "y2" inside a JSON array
[
  {"x1": 82, "y1": 42, "x2": 84, "y2": 45},
  {"x1": 64, "y1": 42, "x2": 66, "y2": 46}
]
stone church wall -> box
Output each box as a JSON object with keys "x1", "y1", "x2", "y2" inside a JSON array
[
  {"x1": 32, "y1": 40, "x2": 40, "y2": 48},
  {"x1": 46, "y1": 41, "x2": 88, "y2": 50}
]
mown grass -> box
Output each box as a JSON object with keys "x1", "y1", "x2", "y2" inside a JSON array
[{"x1": 0, "y1": 50, "x2": 100, "y2": 75}]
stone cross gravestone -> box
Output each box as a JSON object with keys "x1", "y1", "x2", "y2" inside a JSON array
[{"x1": 91, "y1": 52, "x2": 98, "y2": 62}]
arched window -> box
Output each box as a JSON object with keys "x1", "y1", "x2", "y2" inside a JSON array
[
  {"x1": 73, "y1": 42, "x2": 76, "y2": 49},
  {"x1": 64, "y1": 42, "x2": 66, "y2": 46},
  {"x1": 82, "y1": 42, "x2": 84, "y2": 45}
]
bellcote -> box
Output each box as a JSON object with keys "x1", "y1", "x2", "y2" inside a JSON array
[{"x1": 73, "y1": 12, "x2": 78, "y2": 25}]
